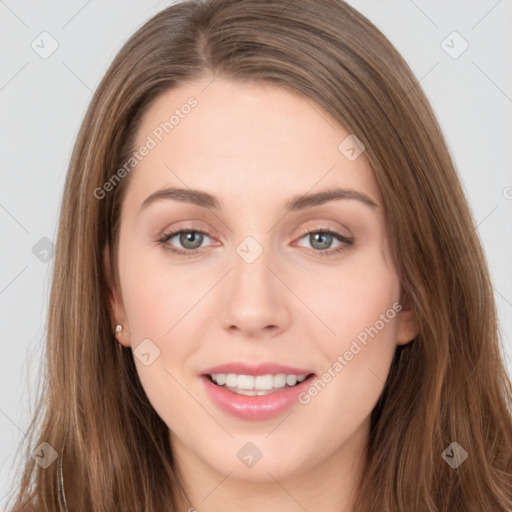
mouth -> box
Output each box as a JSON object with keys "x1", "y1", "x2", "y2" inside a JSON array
[{"x1": 199, "y1": 363, "x2": 317, "y2": 421}]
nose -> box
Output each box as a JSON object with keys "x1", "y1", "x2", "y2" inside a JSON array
[{"x1": 220, "y1": 240, "x2": 291, "y2": 338}]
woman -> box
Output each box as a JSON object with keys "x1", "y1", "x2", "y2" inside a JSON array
[{"x1": 8, "y1": 0, "x2": 512, "y2": 511}]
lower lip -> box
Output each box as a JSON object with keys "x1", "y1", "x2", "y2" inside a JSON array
[{"x1": 201, "y1": 375, "x2": 315, "y2": 421}]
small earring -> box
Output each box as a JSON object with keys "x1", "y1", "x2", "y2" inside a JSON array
[{"x1": 114, "y1": 324, "x2": 124, "y2": 352}]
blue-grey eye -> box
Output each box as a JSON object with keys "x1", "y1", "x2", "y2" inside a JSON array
[
  {"x1": 308, "y1": 232, "x2": 335, "y2": 250},
  {"x1": 178, "y1": 231, "x2": 204, "y2": 250}
]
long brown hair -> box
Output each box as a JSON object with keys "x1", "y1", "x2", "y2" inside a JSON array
[{"x1": 7, "y1": 1, "x2": 512, "y2": 510}]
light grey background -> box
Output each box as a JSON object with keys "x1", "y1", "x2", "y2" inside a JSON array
[{"x1": 1, "y1": 0, "x2": 511, "y2": 505}]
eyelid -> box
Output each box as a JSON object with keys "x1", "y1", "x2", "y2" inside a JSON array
[
  {"x1": 157, "y1": 221, "x2": 219, "y2": 242},
  {"x1": 294, "y1": 221, "x2": 352, "y2": 239}
]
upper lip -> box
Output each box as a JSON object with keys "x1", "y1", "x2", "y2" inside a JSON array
[{"x1": 201, "y1": 362, "x2": 315, "y2": 377}]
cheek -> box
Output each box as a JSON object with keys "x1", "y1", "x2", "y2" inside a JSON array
[
  {"x1": 307, "y1": 246, "x2": 400, "y2": 349},
  {"x1": 117, "y1": 239, "x2": 207, "y2": 403},
  {"x1": 118, "y1": 236, "x2": 201, "y2": 338},
  {"x1": 118, "y1": 244, "x2": 202, "y2": 424},
  {"x1": 301, "y1": 249, "x2": 400, "y2": 411}
]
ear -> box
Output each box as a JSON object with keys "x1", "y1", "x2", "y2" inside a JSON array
[
  {"x1": 103, "y1": 244, "x2": 127, "y2": 330},
  {"x1": 395, "y1": 293, "x2": 419, "y2": 346}
]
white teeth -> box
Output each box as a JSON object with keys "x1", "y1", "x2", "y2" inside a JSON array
[
  {"x1": 273, "y1": 373, "x2": 287, "y2": 388},
  {"x1": 255, "y1": 375, "x2": 274, "y2": 390},
  {"x1": 286, "y1": 375, "x2": 297, "y2": 386},
  {"x1": 210, "y1": 372, "x2": 309, "y2": 392},
  {"x1": 214, "y1": 373, "x2": 226, "y2": 386},
  {"x1": 237, "y1": 374, "x2": 254, "y2": 389},
  {"x1": 225, "y1": 374, "x2": 237, "y2": 387}
]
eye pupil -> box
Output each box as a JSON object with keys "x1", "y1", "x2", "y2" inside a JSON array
[
  {"x1": 310, "y1": 232, "x2": 332, "y2": 250},
  {"x1": 180, "y1": 231, "x2": 203, "y2": 249}
]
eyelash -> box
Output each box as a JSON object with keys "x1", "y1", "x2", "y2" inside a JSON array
[{"x1": 157, "y1": 226, "x2": 354, "y2": 257}]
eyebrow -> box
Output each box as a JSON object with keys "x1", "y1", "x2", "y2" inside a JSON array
[{"x1": 139, "y1": 186, "x2": 378, "y2": 212}]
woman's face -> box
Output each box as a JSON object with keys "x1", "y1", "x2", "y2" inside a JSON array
[{"x1": 107, "y1": 78, "x2": 418, "y2": 485}]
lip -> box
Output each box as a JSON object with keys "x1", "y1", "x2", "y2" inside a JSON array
[
  {"x1": 201, "y1": 362, "x2": 313, "y2": 377},
  {"x1": 200, "y1": 362, "x2": 316, "y2": 421}
]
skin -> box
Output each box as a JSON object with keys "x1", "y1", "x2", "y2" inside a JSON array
[{"x1": 106, "y1": 77, "x2": 419, "y2": 512}]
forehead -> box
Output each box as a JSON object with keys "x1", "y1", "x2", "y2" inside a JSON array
[{"x1": 126, "y1": 78, "x2": 381, "y2": 211}]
